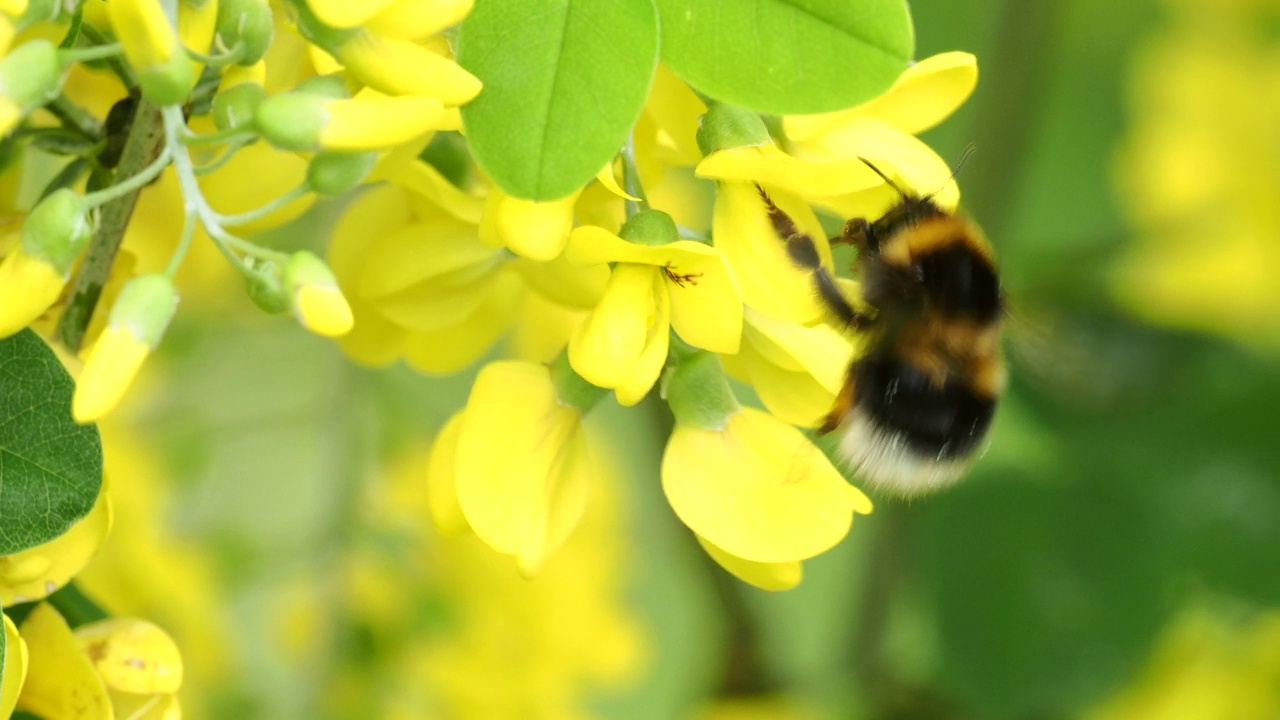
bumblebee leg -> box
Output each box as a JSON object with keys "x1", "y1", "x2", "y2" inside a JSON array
[
  {"x1": 818, "y1": 371, "x2": 856, "y2": 434},
  {"x1": 755, "y1": 184, "x2": 873, "y2": 330}
]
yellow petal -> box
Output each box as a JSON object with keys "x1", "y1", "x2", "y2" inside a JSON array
[
  {"x1": 356, "y1": 217, "x2": 496, "y2": 301},
  {"x1": 0, "y1": 483, "x2": 113, "y2": 605},
  {"x1": 453, "y1": 361, "x2": 591, "y2": 573},
  {"x1": 16, "y1": 604, "x2": 112, "y2": 720},
  {"x1": 365, "y1": 0, "x2": 474, "y2": 39},
  {"x1": 787, "y1": 115, "x2": 960, "y2": 211},
  {"x1": 564, "y1": 226, "x2": 743, "y2": 348},
  {"x1": 663, "y1": 407, "x2": 871, "y2": 563},
  {"x1": 615, "y1": 275, "x2": 670, "y2": 406},
  {"x1": 318, "y1": 93, "x2": 444, "y2": 152},
  {"x1": 0, "y1": 246, "x2": 65, "y2": 338},
  {"x1": 697, "y1": 535, "x2": 802, "y2": 591},
  {"x1": 710, "y1": 183, "x2": 831, "y2": 324},
  {"x1": 786, "y1": 52, "x2": 978, "y2": 139},
  {"x1": 697, "y1": 141, "x2": 882, "y2": 198},
  {"x1": 394, "y1": 160, "x2": 484, "y2": 224},
  {"x1": 0, "y1": 615, "x2": 28, "y2": 720},
  {"x1": 74, "y1": 618, "x2": 183, "y2": 695},
  {"x1": 337, "y1": 32, "x2": 482, "y2": 106},
  {"x1": 642, "y1": 64, "x2": 706, "y2": 168},
  {"x1": 735, "y1": 347, "x2": 836, "y2": 429},
  {"x1": 308, "y1": 0, "x2": 397, "y2": 28},
  {"x1": 488, "y1": 191, "x2": 579, "y2": 261},
  {"x1": 744, "y1": 308, "x2": 857, "y2": 394},
  {"x1": 294, "y1": 285, "x2": 354, "y2": 337},
  {"x1": 426, "y1": 412, "x2": 469, "y2": 537},
  {"x1": 336, "y1": 295, "x2": 408, "y2": 367},
  {"x1": 595, "y1": 161, "x2": 640, "y2": 201},
  {"x1": 568, "y1": 264, "x2": 663, "y2": 391},
  {"x1": 73, "y1": 326, "x2": 152, "y2": 423},
  {"x1": 399, "y1": 268, "x2": 521, "y2": 374},
  {"x1": 512, "y1": 252, "x2": 610, "y2": 310},
  {"x1": 328, "y1": 181, "x2": 415, "y2": 279},
  {"x1": 108, "y1": 0, "x2": 180, "y2": 69},
  {"x1": 507, "y1": 290, "x2": 588, "y2": 363}
]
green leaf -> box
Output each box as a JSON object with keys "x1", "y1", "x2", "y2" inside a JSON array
[
  {"x1": 0, "y1": 329, "x2": 103, "y2": 554},
  {"x1": 656, "y1": 0, "x2": 914, "y2": 114},
  {"x1": 458, "y1": 0, "x2": 659, "y2": 200}
]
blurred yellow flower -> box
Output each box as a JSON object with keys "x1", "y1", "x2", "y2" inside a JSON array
[
  {"x1": 15, "y1": 603, "x2": 113, "y2": 720},
  {"x1": 106, "y1": 0, "x2": 196, "y2": 104},
  {"x1": 0, "y1": 614, "x2": 27, "y2": 720},
  {"x1": 1114, "y1": 0, "x2": 1280, "y2": 349},
  {"x1": 1085, "y1": 605, "x2": 1280, "y2": 720},
  {"x1": 479, "y1": 186, "x2": 581, "y2": 261}
]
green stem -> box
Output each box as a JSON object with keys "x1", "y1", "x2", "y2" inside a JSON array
[
  {"x1": 180, "y1": 126, "x2": 255, "y2": 147},
  {"x1": 76, "y1": 23, "x2": 136, "y2": 88},
  {"x1": 54, "y1": 98, "x2": 165, "y2": 353},
  {"x1": 45, "y1": 95, "x2": 103, "y2": 140},
  {"x1": 81, "y1": 146, "x2": 172, "y2": 207},
  {"x1": 193, "y1": 137, "x2": 251, "y2": 175},
  {"x1": 47, "y1": 582, "x2": 109, "y2": 627},
  {"x1": 60, "y1": 42, "x2": 124, "y2": 64},
  {"x1": 186, "y1": 43, "x2": 246, "y2": 68},
  {"x1": 215, "y1": 184, "x2": 307, "y2": 226}
]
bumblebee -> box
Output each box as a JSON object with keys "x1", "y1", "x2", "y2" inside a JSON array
[{"x1": 756, "y1": 162, "x2": 1003, "y2": 495}]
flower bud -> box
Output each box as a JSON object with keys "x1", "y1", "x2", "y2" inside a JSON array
[
  {"x1": 619, "y1": 208, "x2": 679, "y2": 247},
  {"x1": 108, "y1": 0, "x2": 196, "y2": 105},
  {"x1": 75, "y1": 618, "x2": 183, "y2": 694},
  {"x1": 243, "y1": 259, "x2": 288, "y2": 314},
  {"x1": 211, "y1": 80, "x2": 264, "y2": 131},
  {"x1": 0, "y1": 39, "x2": 64, "y2": 135},
  {"x1": 283, "y1": 251, "x2": 353, "y2": 337},
  {"x1": 215, "y1": 0, "x2": 272, "y2": 65},
  {"x1": 306, "y1": 151, "x2": 376, "y2": 195},
  {"x1": 696, "y1": 101, "x2": 769, "y2": 156},
  {"x1": 294, "y1": 73, "x2": 350, "y2": 100},
  {"x1": 256, "y1": 91, "x2": 442, "y2": 152},
  {"x1": 73, "y1": 274, "x2": 177, "y2": 423},
  {"x1": 0, "y1": 189, "x2": 92, "y2": 337}
]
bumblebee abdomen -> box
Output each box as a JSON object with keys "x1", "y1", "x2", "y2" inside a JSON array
[
  {"x1": 835, "y1": 353, "x2": 998, "y2": 495},
  {"x1": 855, "y1": 354, "x2": 996, "y2": 459}
]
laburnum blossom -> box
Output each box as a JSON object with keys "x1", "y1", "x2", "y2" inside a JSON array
[
  {"x1": 662, "y1": 352, "x2": 872, "y2": 590},
  {"x1": 428, "y1": 357, "x2": 605, "y2": 575},
  {"x1": 566, "y1": 210, "x2": 742, "y2": 405},
  {"x1": 328, "y1": 162, "x2": 610, "y2": 373},
  {"x1": 13, "y1": 603, "x2": 184, "y2": 720}
]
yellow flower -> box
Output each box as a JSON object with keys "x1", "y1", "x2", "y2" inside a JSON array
[
  {"x1": 444, "y1": 359, "x2": 603, "y2": 574},
  {"x1": 15, "y1": 604, "x2": 184, "y2": 720},
  {"x1": 0, "y1": 482, "x2": 112, "y2": 605},
  {"x1": 478, "y1": 186, "x2": 581, "y2": 261},
  {"x1": 566, "y1": 215, "x2": 742, "y2": 405},
  {"x1": 107, "y1": 0, "x2": 196, "y2": 104},
  {"x1": 255, "y1": 88, "x2": 445, "y2": 152},
  {"x1": 720, "y1": 307, "x2": 858, "y2": 428},
  {"x1": 662, "y1": 352, "x2": 871, "y2": 589},
  {"x1": 73, "y1": 274, "x2": 177, "y2": 423},
  {"x1": 1084, "y1": 605, "x2": 1280, "y2": 720},
  {"x1": 1113, "y1": 1, "x2": 1280, "y2": 349},
  {"x1": 0, "y1": 614, "x2": 27, "y2": 720},
  {"x1": 0, "y1": 241, "x2": 65, "y2": 339},
  {"x1": 709, "y1": 182, "x2": 833, "y2": 325},
  {"x1": 283, "y1": 250, "x2": 353, "y2": 337}
]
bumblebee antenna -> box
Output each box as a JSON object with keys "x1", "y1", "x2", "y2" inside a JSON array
[
  {"x1": 858, "y1": 157, "x2": 912, "y2": 199},
  {"x1": 921, "y1": 143, "x2": 979, "y2": 203}
]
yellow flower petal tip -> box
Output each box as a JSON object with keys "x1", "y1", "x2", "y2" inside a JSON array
[
  {"x1": 493, "y1": 192, "x2": 578, "y2": 261},
  {"x1": 698, "y1": 535, "x2": 803, "y2": 591},
  {"x1": 72, "y1": 327, "x2": 151, "y2": 424},
  {"x1": 294, "y1": 285, "x2": 355, "y2": 337},
  {"x1": 0, "y1": 247, "x2": 65, "y2": 338},
  {"x1": 75, "y1": 618, "x2": 184, "y2": 695},
  {"x1": 16, "y1": 603, "x2": 112, "y2": 720}
]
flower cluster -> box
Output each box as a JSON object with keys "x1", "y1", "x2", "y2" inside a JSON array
[{"x1": 0, "y1": 12, "x2": 981, "y2": 715}]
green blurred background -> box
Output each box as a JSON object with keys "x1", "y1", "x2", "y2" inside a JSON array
[{"x1": 89, "y1": 0, "x2": 1280, "y2": 718}]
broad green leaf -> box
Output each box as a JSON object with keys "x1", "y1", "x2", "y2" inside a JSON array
[
  {"x1": 656, "y1": 0, "x2": 914, "y2": 114},
  {"x1": 458, "y1": 0, "x2": 659, "y2": 200},
  {"x1": 0, "y1": 330, "x2": 103, "y2": 554}
]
